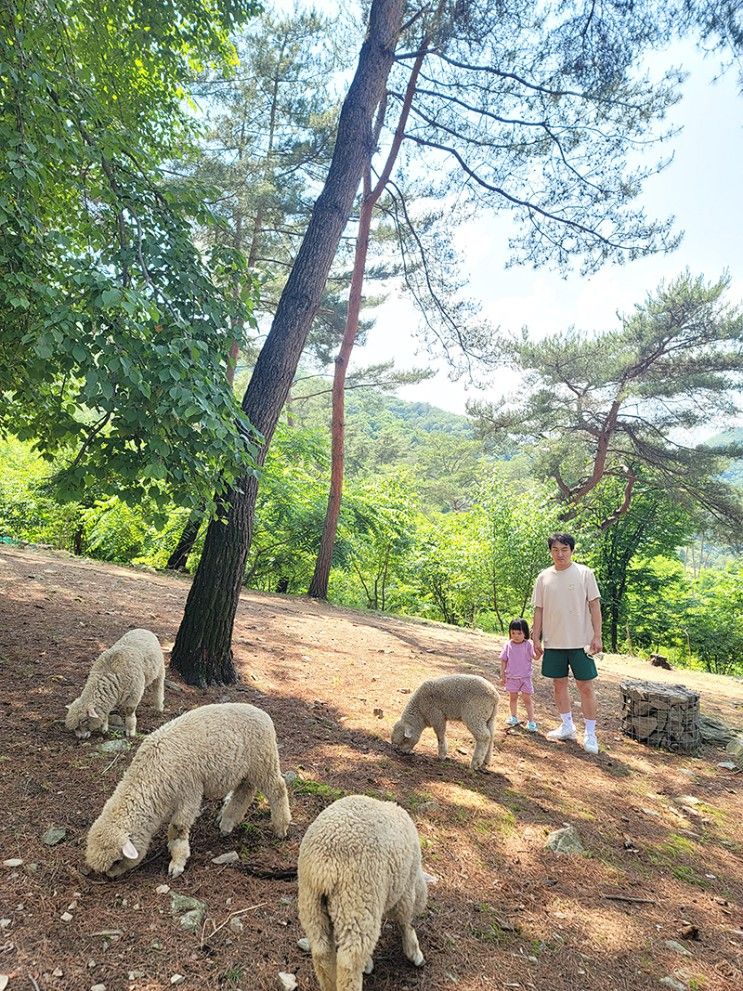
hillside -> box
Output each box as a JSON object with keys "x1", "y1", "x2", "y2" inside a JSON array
[{"x1": 1, "y1": 545, "x2": 742, "y2": 991}]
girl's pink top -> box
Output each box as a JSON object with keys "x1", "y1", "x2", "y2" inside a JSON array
[{"x1": 499, "y1": 640, "x2": 535, "y2": 678}]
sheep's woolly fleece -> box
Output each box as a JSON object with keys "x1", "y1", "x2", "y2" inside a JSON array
[
  {"x1": 298, "y1": 794, "x2": 428, "y2": 987},
  {"x1": 65, "y1": 628, "x2": 164, "y2": 737},
  {"x1": 86, "y1": 702, "x2": 291, "y2": 877},
  {"x1": 391, "y1": 673, "x2": 498, "y2": 768}
]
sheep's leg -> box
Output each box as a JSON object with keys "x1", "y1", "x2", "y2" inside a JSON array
[
  {"x1": 122, "y1": 708, "x2": 137, "y2": 737},
  {"x1": 431, "y1": 713, "x2": 448, "y2": 760},
  {"x1": 264, "y1": 774, "x2": 291, "y2": 838},
  {"x1": 469, "y1": 724, "x2": 492, "y2": 770},
  {"x1": 100, "y1": 715, "x2": 109, "y2": 735},
  {"x1": 311, "y1": 949, "x2": 337, "y2": 991},
  {"x1": 219, "y1": 780, "x2": 257, "y2": 835},
  {"x1": 483, "y1": 711, "x2": 496, "y2": 767},
  {"x1": 152, "y1": 673, "x2": 165, "y2": 712},
  {"x1": 392, "y1": 894, "x2": 426, "y2": 966},
  {"x1": 167, "y1": 793, "x2": 202, "y2": 877},
  {"x1": 335, "y1": 946, "x2": 370, "y2": 991}
]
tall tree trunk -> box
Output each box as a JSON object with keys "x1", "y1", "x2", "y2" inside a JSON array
[
  {"x1": 171, "y1": 0, "x2": 405, "y2": 685},
  {"x1": 308, "y1": 45, "x2": 427, "y2": 599},
  {"x1": 166, "y1": 511, "x2": 203, "y2": 571}
]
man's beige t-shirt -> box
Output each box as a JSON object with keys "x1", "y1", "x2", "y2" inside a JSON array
[{"x1": 532, "y1": 562, "x2": 600, "y2": 649}]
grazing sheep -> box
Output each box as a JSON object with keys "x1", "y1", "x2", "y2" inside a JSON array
[
  {"x1": 65, "y1": 628, "x2": 165, "y2": 738},
  {"x1": 298, "y1": 795, "x2": 432, "y2": 991},
  {"x1": 85, "y1": 702, "x2": 291, "y2": 878},
  {"x1": 391, "y1": 674, "x2": 498, "y2": 770}
]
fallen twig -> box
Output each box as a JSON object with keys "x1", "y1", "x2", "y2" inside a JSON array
[
  {"x1": 601, "y1": 894, "x2": 657, "y2": 904},
  {"x1": 28, "y1": 976, "x2": 41, "y2": 991},
  {"x1": 200, "y1": 902, "x2": 270, "y2": 947}
]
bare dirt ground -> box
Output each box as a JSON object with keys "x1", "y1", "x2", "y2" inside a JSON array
[{"x1": 1, "y1": 544, "x2": 742, "y2": 991}]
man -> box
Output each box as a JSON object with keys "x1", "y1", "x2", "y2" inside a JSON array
[{"x1": 531, "y1": 533, "x2": 603, "y2": 754}]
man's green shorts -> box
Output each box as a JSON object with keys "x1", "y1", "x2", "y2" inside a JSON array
[{"x1": 541, "y1": 648, "x2": 598, "y2": 681}]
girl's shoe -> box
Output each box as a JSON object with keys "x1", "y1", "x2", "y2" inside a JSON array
[
  {"x1": 506, "y1": 715, "x2": 519, "y2": 727},
  {"x1": 526, "y1": 721, "x2": 538, "y2": 732}
]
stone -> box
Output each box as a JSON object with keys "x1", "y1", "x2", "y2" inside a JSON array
[
  {"x1": 545, "y1": 825, "x2": 585, "y2": 855},
  {"x1": 96, "y1": 738, "x2": 130, "y2": 753},
  {"x1": 156, "y1": 884, "x2": 170, "y2": 894},
  {"x1": 297, "y1": 937, "x2": 310, "y2": 952},
  {"x1": 170, "y1": 893, "x2": 207, "y2": 931},
  {"x1": 3, "y1": 858, "x2": 23, "y2": 868},
  {"x1": 283, "y1": 770, "x2": 298, "y2": 784},
  {"x1": 41, "y1": 826, "x2": 67, "y2": 846},
  {"x1": 717, "y1": 760, "x2": 737, "y2": 770},
  {"x1": 699, "y1": 716, "x2": 734, "y2": 744},
  {"x1": 659, "y1": 978, "x2": 686, "y2": 991},
  {"x1": 53, "y1": 968, "x2": 63, "y2": 977},
  {"x1": 128, "y1": 971, "x2": 145, "y2": 981},
  {"x1": 179, "y1": 909, "x2": 205, "y2": 932},
  {"x1": 170, "y1": 976, "x2": 185, "y2": 986},
  {"x1": 725, "y1": 733, "x2": 743, "y2": 768},
  {"x1": 278, "y1": 973, "x2": 298, "y2": 991},
  {"x1": 211, "y1": 851, "x2": 240, "y2": 865},
  {"x1": 0, "y1": 920, "x2": 10, "y2": 930},
  {"x1": 663, "y1": 940, "x2": 693, "y2": 956},
  {"x1": 90, "y1": 985, "x2": 106, "y2": 991},
  {"x1": 60, "y1": 912, "x2": 73, "y2": 922},
  {"x1": 228, "y1": 916, "x2": 244, "y2": 933}
]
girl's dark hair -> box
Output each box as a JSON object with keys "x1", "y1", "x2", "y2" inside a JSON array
[
  {"x1": 547, "y1": 532, "x2": 575, "y2": 550},
  {"x1": 509, "y1": 618, "x2": 530, "y2": 639}
]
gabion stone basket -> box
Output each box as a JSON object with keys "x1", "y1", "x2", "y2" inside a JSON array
[{"x1": 620, "y1": 679, "x2": 701, "y2": 753}]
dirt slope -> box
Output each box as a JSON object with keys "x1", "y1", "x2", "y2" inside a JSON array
[{"x1": 0, "y1": 545, "x2": 741, "y2": 991}]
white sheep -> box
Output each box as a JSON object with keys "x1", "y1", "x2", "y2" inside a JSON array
[
  {"x1": 65, "y1": 628, "x2": 165, "y2": 738},
  {"x1": 85, "y1": 702, "x2": 291, "y2": 878},
  {"x1": 298, "y1": 794, "x2": 432, "y2": 991},
  {"x1": 391, "y1": 674, "x2": 498, "y2": 770}
]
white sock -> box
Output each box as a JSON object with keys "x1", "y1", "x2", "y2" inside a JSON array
[
  {"x1": 585, "y1": 719, "x2": 596, "y2": 736},
  {"x1": 561, "y1": 712, "x2": 574, "y2": 729}
]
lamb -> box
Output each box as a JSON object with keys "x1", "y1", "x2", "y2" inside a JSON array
[
  {"x1": 391, "y1": 673, "x2": 498, "y2": 770},
  {"x1": 298, "y1": 795, "x2": 433, "y2": 991},
  {"x1": 85, "y1": 702, "x2": 291, "y2": 878},
  {"x1": 65, "y1": 628, "x2": 165, "y2": 738}
]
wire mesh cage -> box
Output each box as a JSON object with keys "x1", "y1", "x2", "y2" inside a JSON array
[{"x1": 620, "y1": 679, "x2": 701, "y2": 753}]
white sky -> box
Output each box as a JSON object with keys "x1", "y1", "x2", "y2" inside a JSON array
[{"x1": 353, "y1": 40, "x2": 743, "y2": 417}]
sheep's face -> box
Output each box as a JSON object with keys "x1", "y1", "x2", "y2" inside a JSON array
[
  {"x1": 65, "y1": 698, "x2": 104, "y2": 738},
  {"x1": 391, "y1": 720, "x2": 419, "y2": 752},
  {"x1": 86, "y1": 821, "x2": 143, "y2": 878}
]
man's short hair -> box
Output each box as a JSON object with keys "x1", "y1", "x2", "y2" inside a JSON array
[{"x1": 547, "y1": 532, "x2": 576, "y2": 550}]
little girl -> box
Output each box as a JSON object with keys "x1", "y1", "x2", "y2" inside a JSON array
[{"x1": 499, "y1": 618, "x2": 537, "y2": 731}]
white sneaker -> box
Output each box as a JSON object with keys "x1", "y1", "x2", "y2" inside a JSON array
[
  {"x1": 583, "y1": 734, "x2": 599, "y2": 755},
  {"x1": 546, "y1": 724, "x2": 577, "y2": 742}
]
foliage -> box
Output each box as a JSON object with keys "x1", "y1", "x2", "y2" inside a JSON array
[
  {"x1": 471, "y1": 274, "x2": 743, "y2": 529},
  {"x1": 0, "y1": 0, "x2": 262, "y2": 508}
]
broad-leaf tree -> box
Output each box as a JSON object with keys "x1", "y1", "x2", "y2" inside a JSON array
[{"x1": 0, "y1": 0, "x2": 262, "y2": 508}]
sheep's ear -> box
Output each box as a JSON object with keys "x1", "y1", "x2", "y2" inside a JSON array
[
  {"x1": 121, "y1": 839, "x2": 139, "y2": 860},
  {"x1": 86, "y1": 706, "x2": 99, "y2": 720},
  {"x1": 422, "y1": 871, "x2": 438, "y2": 885},
  {"x1": 403, "y1": 724, "x2": 414, "y2": 740}
]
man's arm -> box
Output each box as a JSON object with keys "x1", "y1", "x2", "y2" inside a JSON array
[
  {"x1": 588, "y1": 597, "x2": 603, "y2": 655},
  {"x1": 532, "y1": 605, "x2": 543, "y2": 659}
]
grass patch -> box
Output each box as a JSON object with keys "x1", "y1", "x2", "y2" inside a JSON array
[
  {"x1": 405, "y1": 791, "x2": 435, "y2": 813},
  {"x1": 223, "y1": 964, "x2": 244, "y2": 987},
  {"x1": 290, "y1": 778, "x2": 346, "y2": 801},
  {"x1": 470, "y1": 904, "x2": 521, "y2": 946}
]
